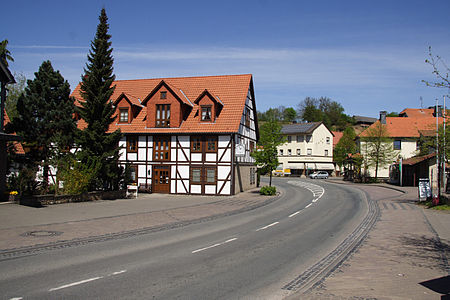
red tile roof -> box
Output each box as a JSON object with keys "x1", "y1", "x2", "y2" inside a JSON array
[
  {"x1": 2, "y1": 110, "x2": 25, "y2": 155},
  {"x1": 359, "y1": 116, "x2": 444, "y2": 138},
  {"x1": 71, "y1": 74, "x2": 253, "y2": 134},
  {"x1": 331, "y1": 131, "x2": 343, "y2": 147},
  {"x1": 399, "y1": 108, "x2": 450, "y2": 118}
]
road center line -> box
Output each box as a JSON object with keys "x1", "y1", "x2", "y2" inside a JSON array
[
  {"x1": 305, "y1": 203, "x2": 313, "y2": 208},
  {"x1": 111, "y1": 270, "x2": 127, "y2": 275},
  {"x1": 289, "y1": 211, "x2": 301, "y2": 218},
  {"x1": 49, "y1": 277, "x2": 103, "y2": 292},
  {"x1": 192, "y1": 237, "x2": 238, "y2": 254},
  {"x1": 256, "y1": 221, "x2": 279, "y2": 231}
]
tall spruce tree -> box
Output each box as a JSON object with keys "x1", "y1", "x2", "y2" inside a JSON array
[
  {"x1": 10, "y1": 60, "x2": 75, "y2": 192},
  {"x1": 77, "y1": 8, "x2": 122, "y2": 190}
]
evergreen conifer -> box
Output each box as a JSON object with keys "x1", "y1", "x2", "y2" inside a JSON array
[
  {"x1": 11, "y1": 60, "x2": 75, "y2": 192},
  {"x1": 76, "y1": 8, "x2": 122, "y2": 190}
]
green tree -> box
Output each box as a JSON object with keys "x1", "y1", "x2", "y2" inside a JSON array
[
  {"x1": 251, "y1": 119, "x2": 285, "y2": 187},
  {"x1": 298, "y1": 96, "x2": 353, "y2": 130},
  {"x1": 386, "y1": 112, "x2": 399, "y2": 117},
  {"x1": 0, "y1": 40, "x2": 14, "y2": 66},
  {"x1": 360, "y1": 122, "x2": 399, "y2": 180},
  {"x1": 283, "y1": 107, "x2": 297, "y2": 122},
  {"x1": 76, "y1": 8, "x2": 122, "y2": 191},
  {"x1": 333, "y1": 127, "x2": 357, "y2": 169},
  {"x1": 298, "y1": 97, "x2": 323, "y2": 123},
  {"x1": 9, "y1": 60, "x2": 76, "y2": 193},
  {"x1": 5, "y1": 72, "x2": 26, "y2": 121}
]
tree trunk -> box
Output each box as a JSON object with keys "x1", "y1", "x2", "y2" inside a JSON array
[{"x1": 269, "y1": 168, "x2": 273, "y2": 187}]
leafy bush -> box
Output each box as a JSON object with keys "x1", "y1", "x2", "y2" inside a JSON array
[
  {"x1": 59, "y1": 157, "x2": 100, "y2": 194},
  {"x1": 260, "y1": 185, "x2": 276, "y2": 195}
]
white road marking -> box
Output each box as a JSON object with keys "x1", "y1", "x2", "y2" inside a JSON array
[
  {"x1": 9, "y1": 298, "x2": 23, "y2": 300},
  {"x1": 49, "y1": 277, "x2": 103, "y2": 292},
  {"x1": 256, "y1": 221, "x2": 279, "y2": 231},
  {"x1": 192, "y1": 237, "x2": 238, "y2": 254},
  {"x1": 289, "y1": 211, "x2": 301, "y2": 218},
  {"x1": 305, "y1": 203, "x2": 312, "y2": 208},
  {"x1": 111, "y1": 270, "x2": 127, "y2": 275}
]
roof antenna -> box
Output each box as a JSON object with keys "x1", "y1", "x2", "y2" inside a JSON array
[{"x1": 420, "y1": 96, "x2": 423, "y2": 112}]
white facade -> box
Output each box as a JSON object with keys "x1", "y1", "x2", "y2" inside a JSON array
[
  {"x1": 277, "y1": 123, "x2": 334, "y2": 176},
  {"x1": 358, "y1": 138, "x2": 417, "y2": 178}
]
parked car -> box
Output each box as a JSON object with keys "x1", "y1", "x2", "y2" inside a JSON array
[{"x1": 309, "y1": 171, "x2": 329, "y2": 179}]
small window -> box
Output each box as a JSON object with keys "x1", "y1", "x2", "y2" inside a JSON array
[
  {"x1": 206, "y1": 168, "x2": 216, "y2": 184},
  {"x1": 306, "y1": 135, "x2": 313, "y2": 143},
  {"x1": 129, "y1": 165, "x2": 138, "y2": 183},
  {"x1": 156, "y1": 104, "x2": 170, "y2": 127},
  {"x1": 280, "y1": 149, "x2": 284, "y2": 156},
  {"x1": 325, "y1": 149, "x2": 329, "y2": 156},
  {"x1": 201, "y1": 106, "x2": 212, "y2": 121},
  {"x1": 250, "y1": 141, "x2": 255, "y2": 153},
  {"x1": 153, "y1": 136, "x2": 170, "y2": 161},
  {"x1": 307, "y1": 148, "x2": 312, "y2": 156},
  {"x1": 288, "y1": 149, "x2": 292, "y2": 156},
  {"x1": 326, "y1": 137, "x2": 330, "y2": 144},
  {"x1": 206, "y1": 136, "x2": 217, "y2": 152},
  {"x1": 245, "y1": 107, "x2": 251, "y2": 127},
  {"x1": 127, "y1": 136, "x2": 138, "y2": 153},
  {"x1": 191, "y1": 168, "x2": 201, "y2": 184},
  {"x1": 287, "y1": 136, "x2": 292, "y2": 143},
  {"x1": 160, "y1": 91, "x2": 167, "y2": 99},
  {"x1": 191, "y1": 136, "x2": 202, "y2": 152},
  {"x1": 394, "y1": 140, "x2": 401, "y2": 150},
  {"x1": 297, "y1": 135, "x2": 303, "y2": 143},
  {"x1": 296, "y1": 149, "x2": 301, "y2": 156},
  {"x1": 119, "y1": 108, "x2": 129, "y2": 123}
]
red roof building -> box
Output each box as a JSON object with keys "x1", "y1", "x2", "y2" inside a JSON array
[{"x1": 71, "y1": 74, "x2": 259, "y2": 195}]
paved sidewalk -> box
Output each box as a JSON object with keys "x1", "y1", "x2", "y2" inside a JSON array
[
  {"x1": 305, "y1": 181, "x2": 450, "y2": 300},
  {"x1": 0, "y1": 188, "x2": 275, "y2": 252}
]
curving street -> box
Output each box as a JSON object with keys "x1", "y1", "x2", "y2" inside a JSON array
[{"x1": 0, "y1": 178, "x2": 371, "y2": 299}]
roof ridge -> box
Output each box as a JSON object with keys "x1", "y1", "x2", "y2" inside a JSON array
[{"x1": 112, "y1": 73, "x2": 252, "y2": 83}]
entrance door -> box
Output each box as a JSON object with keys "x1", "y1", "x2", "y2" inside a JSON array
[{"x1": 153, "y1": 165, "x2": 170, "y2": 193}]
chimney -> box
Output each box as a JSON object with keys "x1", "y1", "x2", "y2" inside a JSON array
[
  {"x1": 433, "y1": 105, "x2": 443, "y2": 117},
  {"x1": 380, "y1": 111, "x2": 387, "y2": 124}
]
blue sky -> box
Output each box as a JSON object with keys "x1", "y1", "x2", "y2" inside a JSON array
[{"x1": 2, "y1": 0, "x2": 450, "y2": 117}]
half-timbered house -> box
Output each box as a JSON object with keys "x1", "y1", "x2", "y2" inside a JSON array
[{"x1": 71, "y1": 74, "x2": 259, "y2": 195}]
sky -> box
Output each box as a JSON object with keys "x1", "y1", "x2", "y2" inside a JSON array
[{"x1": 2, "y1": 0, "x2": 450, "y2": 118}]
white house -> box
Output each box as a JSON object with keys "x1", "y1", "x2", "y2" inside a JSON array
[
  {"x1": 277, "y1": 122, "x2": 334, "y2": 176},
  {"x1": 358, "y1": 110, "x2": 445, "y2": 179}
]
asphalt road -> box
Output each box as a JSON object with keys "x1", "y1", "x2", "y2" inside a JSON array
[{"x1": 0, "y1": 178, "x2": 368, "y2": 299}]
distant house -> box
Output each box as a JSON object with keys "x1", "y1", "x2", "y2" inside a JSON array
[
  {"x1": 353, "y1": 115, "x2": 377, "y2": 127},
  {"x1": 277, "y1": 122, "x2": 334, "y2": 176},
  {"x1": 358, "y1": 110, "x2": 445, "y2": 179},
  {"x1": 71, "y1": 74, "x2": 258, "y2": 195}
]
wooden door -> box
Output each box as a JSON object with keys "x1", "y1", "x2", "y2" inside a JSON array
[{"x1": 152, "y1": 165, "x2": 170, "y2": 193}]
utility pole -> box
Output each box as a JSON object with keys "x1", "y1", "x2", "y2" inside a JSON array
[{"x1": 435, "y1": 99, "x2": 441, "y2": 204}]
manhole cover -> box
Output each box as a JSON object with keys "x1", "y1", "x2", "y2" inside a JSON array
[{"x1": 21, "y1": 230, "x2": 63, "y2": 237}]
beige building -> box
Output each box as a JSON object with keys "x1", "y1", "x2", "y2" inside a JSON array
[
  {"x1": 358, "y1": 110, "x2": 445, "y2": 179},
  {"x1": 277, "y1": 122, "x2": 334, "y2": 176}
]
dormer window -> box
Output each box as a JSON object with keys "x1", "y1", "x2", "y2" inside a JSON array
[
  {"x1": 160, "y1": 91, "x2": 167, "y2": 99},
  {"x1": 156, "y1": 104, "x2": 170, "y2": 127},
  {"x1": 201, "y1": 105, "x2": 212, "y2": 121},
  {"x1": 119, "y1": 108, "x2": 129, "y2": 123}
]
